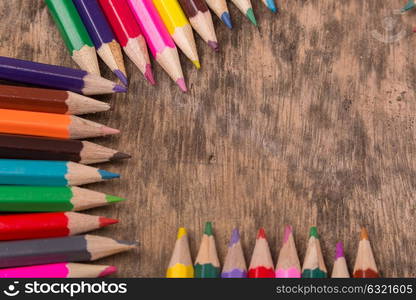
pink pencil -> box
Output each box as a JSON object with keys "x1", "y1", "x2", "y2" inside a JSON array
[
  {"x1": 127, "y1": 0, "x2": 187, "y2": 92},
  {"x1": 0, "y1": 263, "x2": 117, "y2": 278}
]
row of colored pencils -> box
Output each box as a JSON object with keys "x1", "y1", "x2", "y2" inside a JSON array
[
  {"x1": 45, "y1": 0, "x2": 277, "y2": 92},
  {"x1": 0, "y1": 43, "x2": 136, "y2": 278},
  {"x1": 167, "y1": 223, "x2": 380, "y2": 278}
]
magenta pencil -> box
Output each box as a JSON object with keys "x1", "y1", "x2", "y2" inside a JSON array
[
  {"x1": 127, "y1": 0, "x2": 187, "y2": 92},
  {"x1": 0, "y1": 263, "x2": 117, "y2": 278}
]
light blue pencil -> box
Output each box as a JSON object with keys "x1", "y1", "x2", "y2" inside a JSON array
[
  {"x1": 0, "y1": 159, "x2": 119, "y2": 186},
  {"x1": 261, "y1": 0, "x2": 277, "y2": 13}
]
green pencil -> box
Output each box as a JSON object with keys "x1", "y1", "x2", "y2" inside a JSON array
[
  {"x1": 0, "y1": 186, "x2": 125, "y2": 212},
  {"x1": 194, "y1": 222, "x2": 221, "y2": 278},
  {"x1": 45, "y1": 0, "x2": 100, "y2": 75},
  {"x1": 301, "y1": 227, "x2": 328, "y2": 278}
]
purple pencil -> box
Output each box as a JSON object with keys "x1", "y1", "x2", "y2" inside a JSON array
[
  {"x1": 331, "y1": 242, "x2": 350, "y2": 278},
  {"x1": 221, "y1": 228, "x2": 247, "y2": 278},
  {"x1": 73, "y1": 0, "x2": 128, "y2": 85},
  {"x1": 0, "y1": 56, "x2": 126, "y2": 95}
]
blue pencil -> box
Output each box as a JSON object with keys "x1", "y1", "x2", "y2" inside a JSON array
[
  {"x1": 73, "y1": 0, "x2": 128, "y2": 85},
  {"x1": 0, "y1": 159, "x2": 119, "y2": 186},
  {"x1": 262, "y1": 0, "x2": 277, "y2": 13}
]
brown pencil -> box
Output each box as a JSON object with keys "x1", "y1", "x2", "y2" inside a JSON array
[
  {"x1": 0, "y1": 85, "x2": 109, "y2": 115},
  {"x1": 353, "y1": 228, "x2": 380, "y2": 278}
]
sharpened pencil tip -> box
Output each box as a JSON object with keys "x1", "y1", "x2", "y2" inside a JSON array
[
  {"x1": 105, "y1": 194, "x2": 126, "y2": 203},
  {"x1": 101, "y1": 126, "x2": 120, "y2": 136},
  {"x1": 246, "y1": 8, "x2": 257, "y2": 26},
  {"x1": 229, "y1": 228, "x2": 240, "y2": 247},
  {"x1": 204, "y1": 222, "x2": 213, "y2": 235},
  {"x1": 266, "y1": 0, "x2": 277, "y2": 12},
  {"x1": 177, "y1": 227, "x2": 187, "y2": 239},
  {"x1": 309, "y1": 226, "x2": 319, "y2": 239},
  {"x1": 99, "y1": 217, "x2": 119, "y2": 227},
  {"x1": 145, "y1": 64, "x2": 156, "y2": 85},
  {"x1": 402, "y1": 0, "x2": 415, "y2": 11},
  {"x1": 111, "y1": 152, "x2": 131, "y2": 161},
  {"x1": 113, "y1": 84, "x2": 127, "y2": 93},
  {"x1": 335, "y1": 242, "x2": 344, "y2": 259},
  {"x1": 360, "y1": 227, "x2": 369, "y2": 240},
  {"x1": 208, "y1": 41, "x2": 219, "y2": 51},
  {"x1": 221, "y1": 12, "x2": 233, "y2": 29},
  {"x1": 257, "y1": 228, "x2": 266, "y2": 239},
  {"x1": 114, "y1": 70, "x2": 128, "y2": 86},
  {"x1": 176, "y1": 78, "x2": 187, "y2": 92},
  {"x1": 284, "y1": 225, "x2": 292, "y2": 243},
  {"x1": 193, "y1": 60, "x2": 201, "y2": 69},
  {"x1": 99, "y1": 266, "x2": 117, "y2": 277},
  {"x1": 118, "y1": 240, "x2": 138, "y2": 247},
  {"x1": 98, "y1": 169, "x2": 120, "y2": 180}
]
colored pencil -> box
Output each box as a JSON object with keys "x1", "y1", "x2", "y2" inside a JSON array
[
  {"x1": 194, "y1": 222, "x2": 220, "y2": 278},
  {"x1": 0, "y1": 234, "x2": 136, "y2": 268},
  {"x1": 73, "y1": 0, "x2": 128, "y2": 85},
  {"x1": 127, "y1": 0, "x2": 187, "y2": 92},
  {"x1": 229, "y1": 0, "x2": 257, "y2": 26},
  {"x1": 0, "y1": 85, "x2": 109, "y2": 115},
  {"x1": 275, "y1": 226, "x2": 301, "y2": 278},
  {"x1": 166, "y1": 227, "x2": 194, "y2": 278},
  {"x1": 248, "y1": 228, "x2": 275, "y2": 278},
  {"x1": 0, "y1": 159, "x2": 120, "y2": 186},
  {"x1": 301, "y1": 227, "x2": 327, "y2": 278},
  {"x1": 45, "y1": 0, "x2": 100, "y2": 75},
  {"x1": 331, "y1": 242, "x2": 350, "y2": 278},
  {"x1": 221, "y1": 228, "x2": 247, "y2": 278},
  {"x1": 153, "y1": 0, "x2": 200, "y2": 68},
  {"x1": 178, "y1": 0, "x2": 218, "y2": 51},
  {"x1": 0, "y1": 263, "x2": 117, "y2": 278},
  {"x1": 261, "y1": 0, "x2": 277, "y2": 13},
  {"x1": 353, "y1": 228, "x2": 380, "y2": 278},
  {"x1": 0, "y1": 56, "x2": 126, "y2": 95},
  {"x1": 205, "y1": 0, "x2": 232, "y2": 29},
  {"x1": 0, "y1": 134, "x2": 130, "y2": 164},
  {"x1": 98, "y1": 0, "x2": 155, "y2": 84},
  {"x1": 0, "y1": 186, "x2": 125, "y2": 212},
  {"x1": 0, "y1": 212, "x2": 118, "y2": 241},
  {"x1": 402, "y1": 0, "x2": 415, "y2": 11},
  {"x1": 0, "y1": 109, "x2": 119, "y2": 139}
]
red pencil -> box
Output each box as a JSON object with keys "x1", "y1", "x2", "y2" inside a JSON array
[
  {"x1": 0, "y1": 212, "x2": 118, "y2": 241},
  {"x1": 248, "y1": 228, "x2": 275, "y2": 278}
]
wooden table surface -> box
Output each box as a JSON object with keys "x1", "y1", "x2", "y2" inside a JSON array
[{"x1": 1, "y1": 0, "x2": 415, "y2": 277}]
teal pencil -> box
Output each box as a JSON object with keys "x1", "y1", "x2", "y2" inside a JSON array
[{"x1": 0, "y1": 159, "x2": 119, "y2": 186}]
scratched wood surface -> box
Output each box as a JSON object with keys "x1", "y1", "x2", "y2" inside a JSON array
[{"x1": 0, "y1": 0, "x2": 415, "y2": 277}]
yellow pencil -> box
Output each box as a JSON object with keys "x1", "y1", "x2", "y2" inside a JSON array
[
  {"x1": 153, "y1": 0, "x2": 200, "y2": 68},
  {"x1": 166, "y1": 227, "x2": 194, "y2": 278}
]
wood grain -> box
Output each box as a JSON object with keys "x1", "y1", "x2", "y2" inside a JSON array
[{"x1": 1, "y1": 0, "x2": 415, "y2": 277}]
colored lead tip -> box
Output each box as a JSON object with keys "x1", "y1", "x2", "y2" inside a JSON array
[
  {"x1": 98, "y1": 169, "x2": 120, "y2": 180},
  {"x1": 176, "y1": 78, "x2": 188, "y2": 92},
  {"x1": 309, "y1": 226, "x2": 319, "y2": 239},
  {"x1": 229, "y1": 228, "x2": 240, "y2": 247},
  {"x1": 99, "y1": 266, "x2": 117, "y2": 277},
  {"x1": 402, "y1": 0, "x2": 415, "y2": 12},
  {"x1": 208, "y1": 41, "x2": 219, "y2": 52},
  {"x1": 113, "y1": 84, "x2": 127, "y2": 93},
  {"x1": 283, "y1": 225, "x2": 293, "y2": 243},
  {"x1": 204, "y1": 222, "x2": 213, "y2": 235},
  {"x1": 145, "y1": 64, "x2": 156, "y2": 85},
  {"x1": 101, "y1": 125, "x2": 120, "y2": 136},
  {"x1": 335, "y1": 242, "x2": 345, "y2": 259},
  {"x1": 266, "y1": 0, "x2": 277, "y2": 13},
  {"x1": 105, "y1": 194, "x2": 126, "y2": 203},
  {"x1": 257, "y1": 228, "x2": 266, "y2": 239},
  {"x1": 99, "y1": 216, "x2": 119, "y2": 227},
  {"x1": 193, "y1": 60, "x2": 201, "y2": 69},
  {"x1": 110, "y1": 152, "x2": 132, "y2": 161},
  {"x1": 177, "y1": 227, "x2": 187, "y2": 239},
  {"x1": 360, "y1": 227, "x2": 369, "y2": 240},
  {"x1": 246, "y1": 8, "x2": 258, "y2": 26},
  {"x1": 114, "y1": 70, "x2": 128, "y2": 86},
  {"x1": 221, "y1": 12, "x2": 233, "y2": 29}
]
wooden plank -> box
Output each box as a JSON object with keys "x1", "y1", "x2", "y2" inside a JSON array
[{"x1": 0, "y1": 0, "x2": 415, "y2": 277}]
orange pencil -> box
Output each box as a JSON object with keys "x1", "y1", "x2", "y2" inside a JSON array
[{"x1": 0, "y1": 109, "x2": 119, "y2": 139}]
